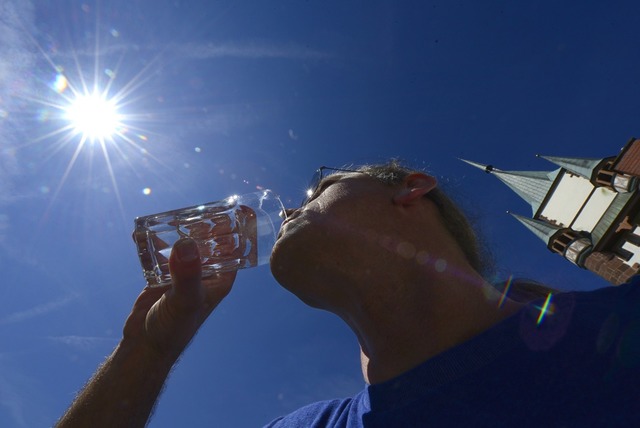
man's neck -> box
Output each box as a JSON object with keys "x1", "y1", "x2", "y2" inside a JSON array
[{"x1": 343, "y1": 270, "x2": 524, "y2": 385}]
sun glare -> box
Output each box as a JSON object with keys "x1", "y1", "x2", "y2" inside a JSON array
[
  {"x1": 23, "y1": 14, "x2": 163, "y2": 226},
  {"x1": 64, "y1": 92, "x2": 121, "y2": 141}
]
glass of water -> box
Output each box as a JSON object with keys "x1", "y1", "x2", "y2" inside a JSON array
[{"x1": 133, "y1": 190, "x2": 284, "y2": 287}]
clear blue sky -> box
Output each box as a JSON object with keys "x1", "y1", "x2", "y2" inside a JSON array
[{"x1": 1, "y1": 0, "x2": 639, "y2": 426}]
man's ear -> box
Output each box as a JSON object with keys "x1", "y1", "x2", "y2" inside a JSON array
[{"x1": 392, "y1": 173, "x2": 438, "y2": 205}]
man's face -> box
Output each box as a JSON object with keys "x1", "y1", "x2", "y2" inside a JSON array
[{"x1": 270, "y1": 171, "x2": 399, "y2": 306}]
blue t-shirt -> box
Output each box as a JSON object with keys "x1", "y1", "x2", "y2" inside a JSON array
[{"x1": 266, "y1": 280, "x2": 640, "y2": 427}]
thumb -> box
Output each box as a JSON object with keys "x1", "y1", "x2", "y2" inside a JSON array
[
  {"x1": 143, "y1": 238, "x2": 204, "y2": 356},
  {"x1": 168, "y1": 238, "x2": 204, "y2": 310}
]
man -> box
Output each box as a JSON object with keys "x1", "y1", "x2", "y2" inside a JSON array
[{"x1": 57, "y1": 162, "x2": 640, "y2": 427}]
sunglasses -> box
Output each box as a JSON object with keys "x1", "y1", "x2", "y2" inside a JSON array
[{"x1": 301, "y1": 166, "x2": 364, "y2": 206}]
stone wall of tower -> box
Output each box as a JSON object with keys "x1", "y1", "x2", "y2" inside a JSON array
[{"x1": 583, "y1": 251, "x2": 640, "y2": 285}]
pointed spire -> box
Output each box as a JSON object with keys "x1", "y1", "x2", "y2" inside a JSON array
[
  {"x1": 460, "y1": 159, "x2": 560, "y2": 215},
  {"x1": 508, "y1": 212, "x2": 562, "y2": 245},
  {"x1": 459, "y1": 158, "x2": 496, "y2": 173},
  {"x1": 537, "y1": 155, "x2": 604, "y2": 181}
]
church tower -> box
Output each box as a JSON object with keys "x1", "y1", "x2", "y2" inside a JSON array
[{"x1": 463, "y1": 137, "x2": 640, "y2": 285}]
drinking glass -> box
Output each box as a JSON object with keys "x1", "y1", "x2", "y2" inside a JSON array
[{"x1": 133, "y1": 190, "x2": 284, "y2": 286}]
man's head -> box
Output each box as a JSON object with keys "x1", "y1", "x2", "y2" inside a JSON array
[{"x1": 270, "y1": 161, "x2": 494, "y2": 309}]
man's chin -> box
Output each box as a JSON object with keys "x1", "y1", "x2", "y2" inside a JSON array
[{"x1": 269, "y1": 237, "x2": 293, "y2": 283}]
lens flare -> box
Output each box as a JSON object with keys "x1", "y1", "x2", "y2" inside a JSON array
[
  {"x1": 536, "y1": 293, "x2": 554, "y2": 325},
  {"x1": 52, "y1": 74, "x2": 68, "y2": 93},
  {"x1": 498, "y1": 275, "x2": 514, "y2": 308}
]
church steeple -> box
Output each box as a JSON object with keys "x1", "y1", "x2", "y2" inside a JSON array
[
  {"x1": 537, "y1": 155, "x2": 604, "y2": 181},
  {"x1": 461, "y1": 137, "x2": 640, "y2": 285},
  {"x1": 460, "y1": 159, "x2": 560, "y2": 215},
  {"x1": 508, "y1": 212, "x2": 561, "y2": 245}
]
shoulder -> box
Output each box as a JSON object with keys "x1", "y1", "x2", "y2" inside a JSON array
[
  {"x1": 561, "y1": 277, "x2": 640, "y2": 322},
  {"x1": 580, "y1": 276, "x2": 640, "y2": 300},
  {"x1": 264, "y1": 393, "x2": 367, "y2": 428},
  {"x1": 527, "y1": 278, "x2": 640, "y2": 324},
  {"x1": 515, "y1": 278, "x2": 640, "y2": 363}
]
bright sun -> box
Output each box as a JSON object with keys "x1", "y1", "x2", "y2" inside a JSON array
[
  {"x1": 27, "y1": 20, "x2": 158, "y2": 224},
  {"x1": 64, "y1": 92, "x2": 122, "y2": 141}
]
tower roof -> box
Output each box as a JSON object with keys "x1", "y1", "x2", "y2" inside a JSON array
[
  {"x1": 509, "y1": 212, "x2": 562, "y2": 245},
  {"x1": 537, "y1": 155, "x2": 604, "y2": 180},
  {"x1": 460, "y1": 159, "x2": 560, "y2": 215}
]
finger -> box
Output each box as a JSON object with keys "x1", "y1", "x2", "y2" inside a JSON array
[
  {"x1": 133, "y1": 285, "x2": 171, "y2": 313},
  {"x1": 201, "y1": 271, "x2": 236, "y2": 309},
  {"x1": 123, "y1": 285, "x2": 170, "y2": 339}
]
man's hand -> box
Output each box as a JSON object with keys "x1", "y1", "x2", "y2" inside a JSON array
[
  {"x1": 124, "y1": 237, "x2": 236, "y2": 361},
  {"x1": 56, "y1": 237, "x2": 236, "y2": 427}
]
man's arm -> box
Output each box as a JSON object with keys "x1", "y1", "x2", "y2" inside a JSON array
[
  {"x1": 56, "y1": 238, "x2": 235, "y2": 427},
  {"x1": 55, "y1": 338, "x2": 174, "y2": 427}
]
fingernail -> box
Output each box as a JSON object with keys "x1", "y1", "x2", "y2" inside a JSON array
[{"x1": 175, "y1": 239, "x2": 199, "y2": 262}]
